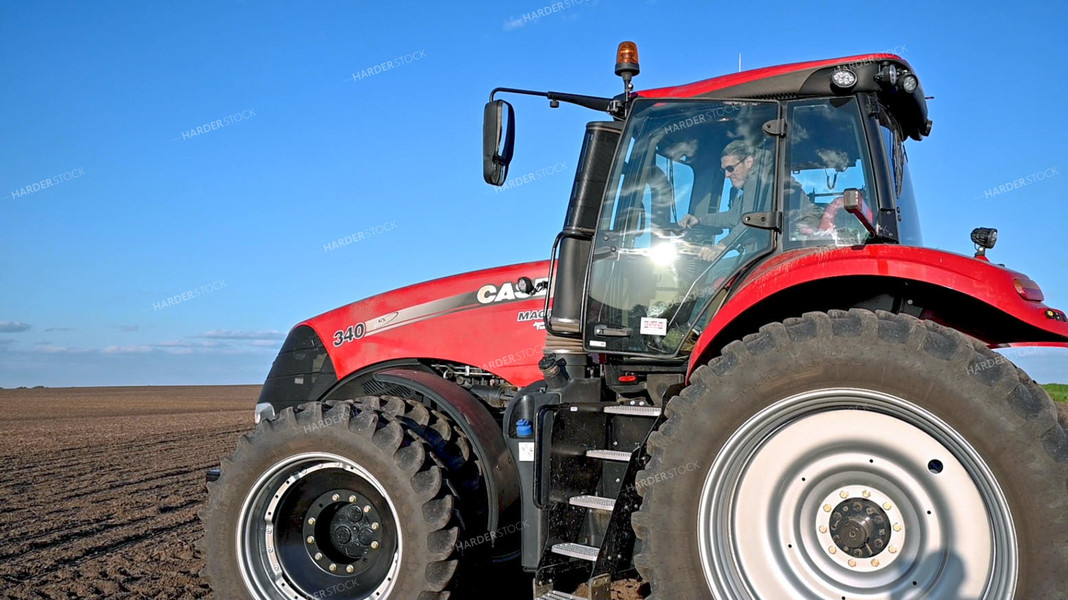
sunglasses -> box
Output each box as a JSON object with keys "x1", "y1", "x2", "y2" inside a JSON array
[{"x1": 723, "y1": 160, "x2": 747, "y2": 174}]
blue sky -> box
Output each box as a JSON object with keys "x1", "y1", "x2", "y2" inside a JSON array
[{"x1": 1, "y1": 0, "x2": 1066, "y2": 386}]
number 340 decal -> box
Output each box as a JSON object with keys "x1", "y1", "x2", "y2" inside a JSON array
[{"x1": 332, "y1": 322, "x2": 365, "y2": 347}]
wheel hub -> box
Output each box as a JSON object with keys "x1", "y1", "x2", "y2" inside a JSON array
[
  {"x1": 830, "y1": 497, "x2": 889, "y2": 556},
  {"x1": 303, "y1": 489, "x2": 387, "y2": 573},
  {"x1": 815, "y1": 485, "x2": 905, "y2": 571}
]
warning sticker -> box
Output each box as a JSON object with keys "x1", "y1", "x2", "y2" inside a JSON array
[
  {"x1": 640, "y1": 317, "x2": 668, "y2": 336},
  {"x1": 518, "y1": 442, "x2": 535, "y2": 462}
]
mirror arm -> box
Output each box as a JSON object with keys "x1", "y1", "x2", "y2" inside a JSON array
[{"x1": 490, "y1": 87, "x2": 614, "y2": 114}]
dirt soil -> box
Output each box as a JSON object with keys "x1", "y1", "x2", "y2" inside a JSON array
[
  {"x1": 0, "y1": 386, "x2": 646, "y2": 600},
  {"x1": 0, "y1": 385, "x2": 253, "y2": 599}
]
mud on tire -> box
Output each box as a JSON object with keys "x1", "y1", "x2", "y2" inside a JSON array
[
  {"x1": 199, "y1": 399, "x2": 460, "y2": 600},
  {"x1": 632, "y1": 309, "x2": 1068, "y2": 600}
]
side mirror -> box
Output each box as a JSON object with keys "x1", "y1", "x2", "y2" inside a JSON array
[{"x1": 483, "y1": 100, "x2": 515, "y2": 186}]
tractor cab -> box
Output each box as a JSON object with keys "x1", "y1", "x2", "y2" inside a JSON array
[{"x1": 485, "y1": 44, "x2": 932, "y2": 360}]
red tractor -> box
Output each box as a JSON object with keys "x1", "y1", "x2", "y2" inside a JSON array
[{"x1": 201, "y1": 44, "x2": 1068, "y2": 599}]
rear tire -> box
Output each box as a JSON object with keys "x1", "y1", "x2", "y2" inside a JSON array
[
  {"x1": 200, "y1": 400, "x2": 460, "y2": 600},
  {"x1": 632, "y1": 309, "x2": 1068, "y2": 600}
]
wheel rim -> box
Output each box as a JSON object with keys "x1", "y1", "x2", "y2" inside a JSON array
[
  {"x1": 698, "y1": 388, "x2": 1017, "y2": 599},
  {"x1": 237, "y1": 452, "x2": 402, "y2": 600}
]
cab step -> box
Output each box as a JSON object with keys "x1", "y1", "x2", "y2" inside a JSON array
[
  {"x1": 550, "y1": 542, "x2": 600, "y2": 562},
  {"x1": 585, "y1": 449, "x2": 633, "y2": 462},
  {"x1": 603, "y1": 404, "x2": 661, "y2": 417},
  {"x1": 535, "y1": 592, "x2": 587, "y2": 600},
  {"x1": 568, "y1": 494, "x2": 616, "y2": 511}
]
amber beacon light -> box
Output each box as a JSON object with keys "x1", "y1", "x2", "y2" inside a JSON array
[{"x1": 615, "y1": 41, "x2": 640, "y2": 78}]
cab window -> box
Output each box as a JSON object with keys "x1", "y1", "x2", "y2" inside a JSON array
[{"x1": 784, "y1": 98, "x2": 877, "y2": 248}]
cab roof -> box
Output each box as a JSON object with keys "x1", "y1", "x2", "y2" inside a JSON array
[{"x1": 636, "y1": 54, "x2": 931, "y2": 140}]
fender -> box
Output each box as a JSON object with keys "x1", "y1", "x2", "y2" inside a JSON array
[
  {"x1": 690, "y1": 245, "x2": 1068, "y2": 377},
  {"x1": 372, "y1": 367, "x2": 521, "y2": 538}
]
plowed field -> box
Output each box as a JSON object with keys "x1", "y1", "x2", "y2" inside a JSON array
[
  {"x1": 0, "y1": 386, "x2": 646, "y2": 600},
  {"x1": 0, "y1": 386, "x2": 254, "y2": 599}
]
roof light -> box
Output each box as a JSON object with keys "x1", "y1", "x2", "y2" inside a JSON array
[
  {"x1": 900, "y1": 73, "x2": 919, "y2": 93},
  {"x1": 615, "y1": 41, "x2": 640, "y2": 104},
  {"x1": 831, "y1": 68, "x2": 858, "y2": 89},
  {"x1": 615, "y1": 41, "x2": 640, "y2": 78},
  {"x1": 971, "y1": 227, "x2": 998, "y2": 250}
]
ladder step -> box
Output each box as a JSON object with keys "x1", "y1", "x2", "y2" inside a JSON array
[
  {"x1": 551, "y1": 542, "x2": 600, "y2": 562},
  {"x1": 536, "y1": 592, "x2": 587, "y2": 600},
  {"x1": 568, "y1": 494, "x2": 616, "y2": 511},
  {"x1": 585, "y1": 449, "x2": 633, "y2": 462},
  {"x1": 603, "y1": 404, "x2": 661, "y2": 417}
]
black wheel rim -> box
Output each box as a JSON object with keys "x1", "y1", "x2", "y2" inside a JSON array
[{"x1": 238, "y1": 453, "x2": 402, "y2": 600}]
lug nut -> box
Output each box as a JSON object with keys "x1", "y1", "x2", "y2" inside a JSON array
[
  {"x1": 883, "y1": 502, "x2": 893, "y2": 510},
  {"x1": 819, "y1": 525, "x2": 827, "y2": 533},
  {"x1": 371, "y1": 541, "x2": 380, "y2": 550},
  {"x1": 848, "y1": 559, "x2": 857, "y2": 567},
  {"x1": 840, "y1": 490, "x2": 849, "y2": 499},
  {"x1": 893, "y1": 523, "x2": 902, "y2": 532},
  {"x1": 329, "y1": 563, "x2": 337, "y2": 572},
  {"x1": 828, "y1": 546, "x2": 837, "y2": 555},
  {"x1": 371, "y1": 522, "x2": 379, "y2": 530},
  {"x1": 823, "y1": 504, "x2": 832, "y2": 513},
  {"x1": 889, "y1": 545, "x2": 898, "y2": 554},
  {"x1": 348, "y1": 495, "x2": 357, "y2": 503},
  {"x1": 332, "y1": 493, "x2": 340, "y2": 502},
  {"x1": 306, "y1": 536, "x2": 315, "y2": 544},
  {"x1": 364, "y1": 505, "x2": 372, "y2": 514},
  {"x1": 308, "y1": 517, "x2": 316, "y2": 525},
  {"x1": 346, "y1": 565, "x2": 355, "y2": 573},
  {"x1": 314, "y1": 552, "x2": 323, "y2": 560},
  {"x1": 862, "y1": 490, "x2": 871, "y2": 498},
  {"x1": 871, "y1": 559, "x2": 880, "y2": 567}
]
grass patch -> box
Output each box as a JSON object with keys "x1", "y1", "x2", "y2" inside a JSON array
[{"x1": 1043, "y1": 383, "x2": 1068, "y2": 402}]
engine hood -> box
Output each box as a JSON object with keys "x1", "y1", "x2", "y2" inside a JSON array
[{"x1": 298, "y1": 260, "x2": 552, "y2": 387}]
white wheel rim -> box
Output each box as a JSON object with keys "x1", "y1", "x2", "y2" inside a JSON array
[{"x1": 698, "y1": 388, "x2": 1017, "y2": 599}]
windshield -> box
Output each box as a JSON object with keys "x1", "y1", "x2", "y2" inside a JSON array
[{"x1": 585, "y1": 99, "x2": 778, "y2": 356}]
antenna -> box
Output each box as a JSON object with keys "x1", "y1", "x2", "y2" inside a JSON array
[{"x1": 738, "y1": 53, "x2": 742, "y2": 72}]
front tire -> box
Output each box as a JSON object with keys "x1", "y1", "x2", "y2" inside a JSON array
[
  {"x1": 200, "y1": 400, "x2": 460, "y2": 600},
  {"x1": 632, "y1": 310, "x2": 1068, "y2": 599}
]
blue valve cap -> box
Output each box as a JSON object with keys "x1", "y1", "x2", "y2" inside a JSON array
[{"x1": 516, "y1": 419, "x2": 533, "y2": 438}]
